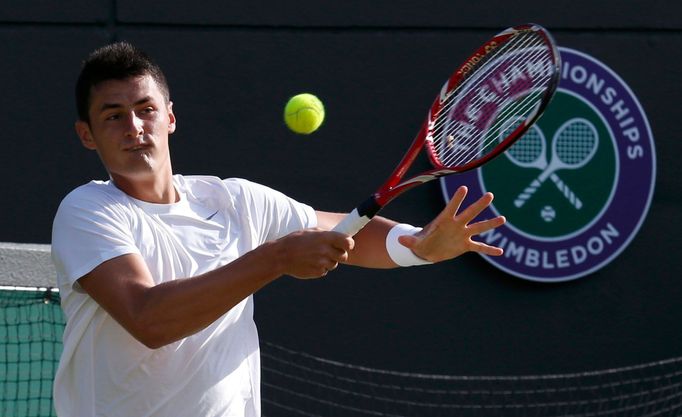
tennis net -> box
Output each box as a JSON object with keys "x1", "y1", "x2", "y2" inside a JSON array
[
  {"x1": 2, "y1": 242, "x2": 682, "y2": 417},
  {"x1": 0, "y1": 287, "x2": 63, "y2": 417},
  {"x1": 0, "y1": 242, "x2": 62, "y2": 417}
]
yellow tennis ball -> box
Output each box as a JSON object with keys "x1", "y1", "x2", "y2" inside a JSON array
[{"x1": 284, "y1": 93, "x2": 325, "y2": 134}]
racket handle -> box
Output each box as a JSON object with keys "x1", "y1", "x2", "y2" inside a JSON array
[
  {"x1": 332, "y1": 196, "x2": 382, "y2": 236},
  {"x1": 332, "y1": 208, "x2": 373, "y2": 236}
]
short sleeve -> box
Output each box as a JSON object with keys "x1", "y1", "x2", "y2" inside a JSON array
[
  {"x1": 222, "y1": 178, "x2": 317, "y2": 245},
  {"x1": 51, "y1": 184, "x2": 140, "y2": 291}
]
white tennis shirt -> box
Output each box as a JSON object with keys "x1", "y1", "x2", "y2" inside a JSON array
[{"x1": 51, "y1": 175, "x2": 316, "y2": 417}]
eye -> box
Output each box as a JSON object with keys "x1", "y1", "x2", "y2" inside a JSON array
[
  {"x1": 105, "y1": 113, "x2": 121, "y2": 121},
  {"x1": 138, "y1": 107, "x2": 156, "y2": 117}
]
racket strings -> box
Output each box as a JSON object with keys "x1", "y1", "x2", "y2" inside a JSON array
[
  {"x1": 453, "y1": 31, "x2": 541, "y2": 92},
  {"x1": 438, "y1": 77, "x2": 545, "y2": 168},
  {"x1": 435, "y1": 91, "x2": 541, "y2": 165},
  {"x1": 437, "y1": 86, "x2": 544, "y2": 167},
  {"x1": 447, "y1": 32, "x2": 544, "y2": 109},
  {"x1": 435, "y1": 31, "x2": 548, "y2": 145},
  {"x1": 435, "y1": 45, "x2": 549, "y2": 166},
  {"x1": 431, "y1": 32, "x2": 542, "y2": 138},
  {"x1": 430, "y1": 31, "x2": 555, "y2": 169}
]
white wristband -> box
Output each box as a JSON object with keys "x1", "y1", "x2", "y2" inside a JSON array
[{"x1": 386, "y1": 223, "x2": 433, "y2": 267}]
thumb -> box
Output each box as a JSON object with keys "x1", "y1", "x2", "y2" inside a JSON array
[{"x1": 397, "y1": 233, "x2": 419, "y2": 249}]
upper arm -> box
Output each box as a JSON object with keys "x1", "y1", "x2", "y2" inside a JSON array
[{"x1": 77, "y1": 253, "x2": 155, "y2": 338}]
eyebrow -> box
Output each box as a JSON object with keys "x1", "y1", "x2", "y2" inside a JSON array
[{"x1": 98, "y1": 96, "x2": 154, "y2": 113}]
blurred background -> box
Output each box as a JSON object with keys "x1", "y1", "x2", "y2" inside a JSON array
[{"x1": 0, "y1": 0, "x2": 680, "y2": 399}]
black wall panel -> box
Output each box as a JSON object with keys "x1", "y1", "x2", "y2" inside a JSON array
[
  {"x1": 115, "y1": 1, "x2": 680, "y2": 29},
  {"x1": 0, "y1": 28, "x2": 111, "y2": 243},
  {"x1": 0, "y1": 1, "x2": 108, "y2": 23}
]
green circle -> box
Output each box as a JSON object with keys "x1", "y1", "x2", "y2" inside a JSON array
[{"x1": 481, "y1": 93, "x2": 617, "y2": 238}]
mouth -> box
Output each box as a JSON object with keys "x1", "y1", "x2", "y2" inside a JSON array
[{"x1": 126, "y1": 144, "x2": 152, "y2": 152}]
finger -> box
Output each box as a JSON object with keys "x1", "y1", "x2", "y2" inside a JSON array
[
  {"x1": 440, "y1": 185, "x2": 468, "y2": 219},
  {"x1": 457, "y1": 192, "x2": 495, "y2": 224},
  {"x1": 318, "y1": 241, "x2": 350, "y2": 270},
  {"x1": 316, "y1": 261, "x2": 336, "y2": 277},
  {"x1": 470, "y1": 241, "x2": 504, "y2": 256},
  {"x1": 318, "y1": 259, "x2": 341, "y2": 278},
  {"x1": 466, "y1": 216, "x2": 506, "y2": 235},
  {"x1": 328, "y1": 241, "x2": 351, "y2": 264},
  {"x1": 397, "y1": 233, "x2": 419, "y2": 250},
  {"x1": 329, "y1": 233, "x2": 355, "y2": 252}
]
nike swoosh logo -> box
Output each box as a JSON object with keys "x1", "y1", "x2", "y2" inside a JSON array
[{"x1": 205, "y1": 210, "x2": 220, "y2": 221}]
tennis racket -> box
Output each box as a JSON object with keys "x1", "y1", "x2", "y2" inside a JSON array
[{"x1": 333, "y1": 23, "x2": 561, "y2": 236}]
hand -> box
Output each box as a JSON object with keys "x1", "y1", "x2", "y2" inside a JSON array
[
  {"x1": 275, "y1": 228, "x2": 355, "y2": 279},
  {"x1": 398, "y1": 186, "x2": 506, "y2": 263}
]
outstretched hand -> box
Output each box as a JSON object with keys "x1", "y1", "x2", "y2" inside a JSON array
[{"x1": 398, "y1": 186, "x2": 506, "y2": 263}]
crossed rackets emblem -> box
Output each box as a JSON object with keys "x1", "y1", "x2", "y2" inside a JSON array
[{"x1": 502, "y1": 117, "x2": 599, "y2": 210}]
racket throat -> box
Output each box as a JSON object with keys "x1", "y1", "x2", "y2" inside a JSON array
[
  {"x1": 332, "y1": 196, "x2": 382, "y2": 236},
  {"x1": 357, "y1": 195, "x2": 382, "y2": 218}
]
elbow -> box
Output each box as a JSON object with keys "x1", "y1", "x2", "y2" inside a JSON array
[
  {"x1": 114, "y1": 297, "x2": 186, "y2": 349},
  {"x1": 141, "y1": 339, "x2": 168, "y2": 350},
  {"x1": 136, "y1": 333, "x2": 167, "y2": 350},
  {"x1": 126, "y1": 317, "x2": 179, "y2": 350}
]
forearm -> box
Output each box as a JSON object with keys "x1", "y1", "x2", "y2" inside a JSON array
[
  {"x1": 78, "y1": 242, "x2": 287, "y2": 349},
  {"x1": 316, "y1": 211, "x2": 399, "y2": 268},
  {"x1": 80, "y1": 228, "x2": 351, "y2": 349},
  {"x1": 131, "y1": 241, "x2": 284, "y2": 348}
]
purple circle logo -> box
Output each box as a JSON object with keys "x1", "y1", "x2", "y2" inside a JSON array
[{"x1": 441, "y1": 47, "x2": 656, "y2": 282}]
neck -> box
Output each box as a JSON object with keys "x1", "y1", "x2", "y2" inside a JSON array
[{"x1": 111, "y1": 171, "x2": 178, "y2": 204}]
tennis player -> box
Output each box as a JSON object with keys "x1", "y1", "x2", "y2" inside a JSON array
[{"x1": 51, "y1": 42, "x2": 506, "y2": 417}]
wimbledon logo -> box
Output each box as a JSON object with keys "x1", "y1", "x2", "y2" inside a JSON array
[{"x1": 441, "y1": 47, "x2": 656, "y2": 282}]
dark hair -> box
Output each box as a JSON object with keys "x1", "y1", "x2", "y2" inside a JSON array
[{"x1": 75, "y1": 42, "x2": 170, "y2": 123}]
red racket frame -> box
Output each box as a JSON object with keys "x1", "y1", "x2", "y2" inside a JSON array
[{"x1": 333, "y1": 23, "x2": 561, "y2": 235}]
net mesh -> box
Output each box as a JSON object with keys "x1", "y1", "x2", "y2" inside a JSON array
[
  {"x1": 0, "y1": 287, "x2": 63, "y2": 417},
  {"x1": 262, "y1": 343, "x2": 682, "y2": 417},
  {"x1": 1, "y1": 287, "x2": 681, "y2": 417}
]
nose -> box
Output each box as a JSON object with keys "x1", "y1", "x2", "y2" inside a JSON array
[{"x1": 125, "y1": 113, "x2": 144, "y2": 138}]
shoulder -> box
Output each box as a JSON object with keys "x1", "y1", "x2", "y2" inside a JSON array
[
  {"x1": 57, "y1": 180, "x2": 129, "y2": 214},
  {"x1": 53, "y1": 181, "x2": 141, "y2": 239},
  {"x1": 223, "y1": 177, "x2": 278, "y2": 197},
  {"x1": 177, "y1": 174, "x2": 281, "y2": 203}
]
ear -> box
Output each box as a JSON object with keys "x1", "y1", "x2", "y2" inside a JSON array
[
  {"x1": 75, "y1": 120, "x2": 97, "y2": 150},
  {"x1": 167, "y1": 101, "x2": 176, "y2": 134}
]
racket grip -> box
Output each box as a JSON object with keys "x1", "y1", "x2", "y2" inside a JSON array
[
  {"x1": 332, "y1": 196, "x2": 382, "y2": 236},
  {"x1": 332, "y1": 208, "x2": 372, "y2": 236}
]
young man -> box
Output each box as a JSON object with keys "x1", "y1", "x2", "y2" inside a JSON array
[{"x1": 51, "y1": 42, "x2": 506, "y2": 416}]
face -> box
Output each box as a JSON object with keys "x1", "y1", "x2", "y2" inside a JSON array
[{"x1": 76, "y1": 75, "x2": 176, "y2": 185}]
